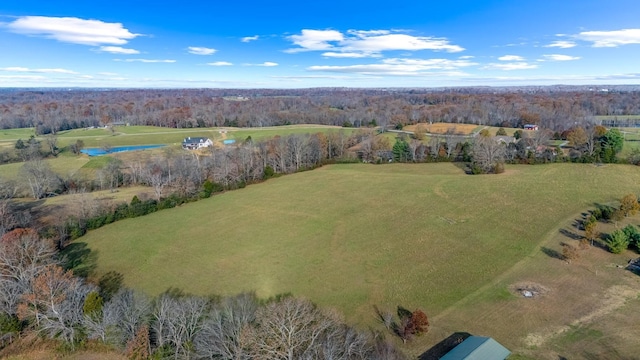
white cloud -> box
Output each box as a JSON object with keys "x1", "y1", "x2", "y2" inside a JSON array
[
  {"x1": 286, "y1": 29, "x2": 344, "y2": 52},
  {"x1": 241, "y1": 35, "x2": 259, "y2": 42},
  {"x1": 207, "y1": 61, "x2": 233, "y2": 66},
  {"x1": 114, "y1": 59, "x2": 176, "y2": 63},
  {"x1": 188, "y1": 46, "x2": 217, "y2": 55},
  {"x1": 243, "y1": 62, "x2": 278, "y2": 67},
  {"x1": 576, "y1": 28, "x2": 640, "y2": 47},
  {"x1": 459, "y1": 55, "x2": 475, "y2": 59},
  {"x1": 98, "y1": 46, "x2": 139, "y2": 54},
  {"x1": 346, "y1": 29, "x2": 391, "y2": 37},
  {"x1": 484, "y1": 62, "x2": 538, "y2": 70},
  {"x1": 0, "y1": 75, "x2": 46, "y2": 80},
  {"x1": 272, "y1": 75, "x2": 353, "y2": 80},
  {"x1": 308, "y1": 57, "x2": 476, "y2": 76},
  {"x1": 342, "y1": 33, "x2": 464, "y2": 53},
  {"x1": 322, "y1": 52, "x2": 379, "y2": 58},
  {"x1": 541, "y1": 54, "x2": 581, "y2": 61},
  {"x1": 498, "y1": 55, "x2": 524, "y2": 61},
  {"x1": 0, "y1": 66, "x2": 77, "y2": 74},
  {"x1": 544, "y1": 40, "x2": 577, "y2": 48},
  {"x1": 286, "y1": 29, "x2": 464, "y2": 57},
  {"x1": 5, "y1": 16, "x2": 139, "y2": 45}
]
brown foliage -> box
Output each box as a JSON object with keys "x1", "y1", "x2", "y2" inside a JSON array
[
  {"x1": 1, "y1": 228, "x2": 39, "y2": 243},
  {"x1": 619, "y1": 193, "x2": 639, "y2": 217},
  {"x1": 561, "y1": 243, "x2": 580, "y2": 263},
  {"x1": 411, "y1": 310, "x2": 430, "y2": 335},
  {"x1": 125, "y1": 324, "x2": 150, "y2": 360},
  {"x1": 17, "y1": 265, "x2": 76, "y2": 326},
  {"x1": 584, "y1": 221, "x2": 599, "y2": 245}
]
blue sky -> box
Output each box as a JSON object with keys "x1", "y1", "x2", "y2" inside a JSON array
[{"x1": 1, "y1": 0, "x2": 639, "y2": 88}]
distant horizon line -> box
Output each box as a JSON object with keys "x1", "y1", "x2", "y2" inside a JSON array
[{"x1": 0, "y1": 84, "x2": 635, "y2": 91}]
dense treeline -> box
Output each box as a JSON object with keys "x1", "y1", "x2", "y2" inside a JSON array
[
  {"x1": 2, "y1": 88, "x2": 640, "y2": 133},
  {"x1": 0, "y1": 229, "x2": 404, "y2": 359}
]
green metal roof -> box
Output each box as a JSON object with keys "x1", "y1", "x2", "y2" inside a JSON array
[{"x1": 440, "y1": 336, "x2": 511, "y2": 360}]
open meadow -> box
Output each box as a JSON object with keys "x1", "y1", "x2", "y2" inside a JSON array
[{"x1": 76, "y1": 162, "x2": 640, "y2": 358}]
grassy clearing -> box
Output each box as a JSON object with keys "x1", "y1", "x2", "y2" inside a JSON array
[
  {"x1": 79, "y1": 163, "x2": 640, "y2": 341},
  {"x1": 0, "y1": 156, "x2": 90, "y2": 181},
  {"x1": 0, "y1": 128, "x2": 37, "y2": 142}
]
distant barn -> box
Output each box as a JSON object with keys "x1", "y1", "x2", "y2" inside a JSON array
[{"x1": 523, "y1": 124, "x2": 539, "y2": 131}]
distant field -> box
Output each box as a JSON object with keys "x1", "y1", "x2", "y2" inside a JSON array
[
  {"x1": 0, "y1": 128, "x2": 37, "y2": 141},
  {"x1": 0, "y1": 125, "x2": 353, "y2": 149},
  {"x1": 0, "y1": 156, "x2": 90, "y2": 181},
  {"x1": 77, "y1": 162, "x2": 640, "y2": 357},
  {"x1": 403, "y1": 122, "x2": 479, "y2": 135}
]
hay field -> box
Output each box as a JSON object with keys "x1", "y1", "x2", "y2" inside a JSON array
[{"x1": 403, "y1": 122, "x2": 480, "y2": 135}]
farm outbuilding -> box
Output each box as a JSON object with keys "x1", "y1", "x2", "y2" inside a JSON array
[{"x1": 440, "y1": 336, "x2": 510, "y2": 360}]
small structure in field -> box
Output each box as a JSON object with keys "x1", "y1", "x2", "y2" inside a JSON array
[
  {"x1": 493, "y1": 136, "x2": 516, "y2": 144},
  {"x1": 523, "y1": 124, "x2": 539, "y2": 131},
  {"x1": 440, "y1": 336, "x2": 510, "y2": 360},
  {"x1": 182, "y1": 137, "x2": 213, "y2": 150}
]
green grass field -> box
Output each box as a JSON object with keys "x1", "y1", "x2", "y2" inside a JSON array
[
  {"x1": 78, "y1": 163, "x2": 640, "y2": 322},
  {"x1": 0, "y1": 125, "x2": 354, "y2": 149}
]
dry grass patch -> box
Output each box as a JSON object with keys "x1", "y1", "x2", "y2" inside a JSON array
[
  {"x1": 420, "y1": 214, "x2": 640, "y2": 360},
  {"x1": 404, "y1": 122, "x2": 479, "y2": 135}
]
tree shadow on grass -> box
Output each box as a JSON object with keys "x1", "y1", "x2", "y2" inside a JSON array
[
  {"x1": 541, "y1": 246, "x2": 563, "y2": 260},
  {"x1": 559, "y1": 228, "x2": 582, "y2": 241},
  {"x1": 418, "y1": 332, "x2": 472, "y2": 360},
  {"x1": 60, "y1": 242, "x2": 98, "y2": 278}
]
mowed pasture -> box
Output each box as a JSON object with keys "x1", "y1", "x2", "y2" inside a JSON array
[{"x1": 79, "y1": 163, "x2": 640, "y2": 353}]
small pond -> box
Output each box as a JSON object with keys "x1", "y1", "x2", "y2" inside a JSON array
[{"x1": 81, "y1": 144, "x2": 166, "y2": 156}]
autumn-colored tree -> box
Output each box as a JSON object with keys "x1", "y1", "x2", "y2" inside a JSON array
[
  {"x1": 410, "y1": 309, "x2": 429, "y2": 335},
  {"x1": 584, "y1": 221, "x2": 599, "y2": 247},
  {"x1": 562, "y1": 243, "x2": 580, "y2": 263},
  {"x1": 125, "y1": 324, "x2": 151, "y2": 360},
  {"x1": 0, "y1": 228, "x2": 57, "y2": 316},
  {"x1": 17, "y1": 264, "x2": 91, "y2": 345},
  {"x1": 619, "y1": 193, "x2": 640, "y2": 217},
  {"x1": 567, "y1": 126, "x2": 588, "y2": 147},
  {"x1": 413, "y1": 125, "x2": 426, "y2": 140}
]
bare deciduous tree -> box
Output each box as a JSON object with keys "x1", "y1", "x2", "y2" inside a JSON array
[
  {"x1": 194, "y1": 292, "x2": 258, "y2": 360},
  {"x1": 20, "y1": 158, "x2": 61, "y2": 199},
  {"x1": 472, "y1": 136, "x2": 506, "y2": 173},
  {"x1": 0, "y1": 229, "x2": 57, "y2": 316},
  {"x1": 17, "y1": 264, "x2": 93, "y2": 345}
]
